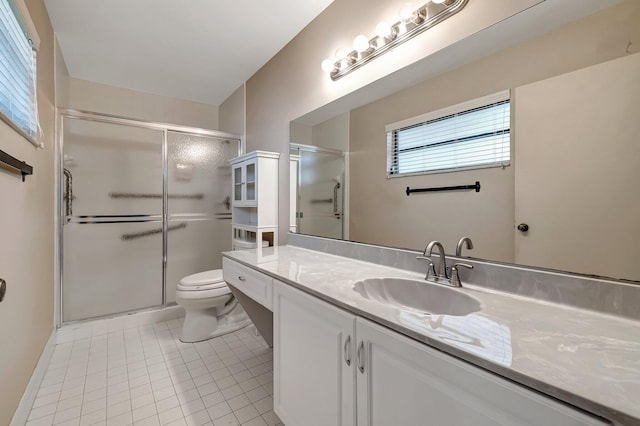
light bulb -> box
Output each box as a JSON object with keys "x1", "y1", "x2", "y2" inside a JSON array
[
  {"x1": 376, "y1": 21, "x2": 392, "y2": 38},
  {"x1": 321, "y1": 59, "x2": 334, "y2": 72},
  {"x1": 353, "y1": 35, "x2": 370, "y2": 52},
  {"x1": 432, "y1": 0, "x2": 445, "y2": 3},
  {"x1": 398, "y1": 3, "x2": 415, "y2": 22}
]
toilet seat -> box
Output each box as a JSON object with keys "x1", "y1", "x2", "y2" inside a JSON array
[{"x1": 177, "y1": 270, "x2": 227, "y2": 291}]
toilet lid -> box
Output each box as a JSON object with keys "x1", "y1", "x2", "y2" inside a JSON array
[{"x1": 179, "y1": 270, "x2": 226, "y2": 289}]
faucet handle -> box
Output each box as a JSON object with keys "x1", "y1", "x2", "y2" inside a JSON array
[
  {"x1": 416, "y1": 256, "x2": 436, "y2": 280},
  {"x1": 450, "y1": 262, "x2": 474, "y2": 287}
]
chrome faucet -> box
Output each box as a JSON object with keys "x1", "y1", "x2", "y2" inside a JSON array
[
  {"x1": 424, "y1": 241, "x2": 448, "y2": 280},
  {"x1": 456, "y1": 237, "x2": 474, "y2": 257}
]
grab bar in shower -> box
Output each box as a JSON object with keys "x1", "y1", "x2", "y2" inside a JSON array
[
  {"x1": 310, "y1": 198, "x2": 333, "y2": 204},
  {"x1": 0, "y1": 149, "x2": 33, "y2": 181},
  {"x1": 110, "y1": 192, "x2": 203, "y2": 200},
  {"x1": 121, "y1": 222, "x2": 187, "y2": 241}
]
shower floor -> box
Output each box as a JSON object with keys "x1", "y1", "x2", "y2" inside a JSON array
[{"x1": 26, "y1": 317, "x2": 281, "y2": 426}]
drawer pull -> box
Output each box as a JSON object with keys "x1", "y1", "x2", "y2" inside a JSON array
[
  {"x1": 344, "y1": 335, "x2": 351, "y2": 366},
  {"x1": 238, "y1": 275, "x2": 246, "y2": 281},
  {"x1": 357, "y1": 341, "x2": 365, "y2": 374}
]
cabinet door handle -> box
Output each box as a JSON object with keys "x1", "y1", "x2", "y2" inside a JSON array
[
  {"x1": 357, "y1": 341, "x2": 365, "y2": 374},
  {"x1": 238, "y1": 275, "x2": 246, "y2": 281},
  {"x1": 343, "y1": 335, "x2": 351, "y2": 366}
]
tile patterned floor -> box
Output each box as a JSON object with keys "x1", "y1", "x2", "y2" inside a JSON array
[{"x1": 26, "y1": 318, "x2": 282, "y2": 426}]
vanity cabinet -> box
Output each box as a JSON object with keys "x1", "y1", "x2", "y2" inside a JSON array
[{"x1": 273, "y1": 281, "x2": 607, "y2": 426}]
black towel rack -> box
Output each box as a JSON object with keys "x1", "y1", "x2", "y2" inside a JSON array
[
  {"x1": 0, "y1": 149, "x2": 33, "y2": 182},
  {"x1": 406, "y1": 181, "x2": 480, "y2": 196}
]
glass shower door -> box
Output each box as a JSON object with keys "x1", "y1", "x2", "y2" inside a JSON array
[
  {"x1": 294, "y1": 148, "x2": 345, "y2": 239},
  {"x1": 165, "y1": 132, "x2": 239, "y2": 303},
  {"x1": 62, "y1": 117, "x2": 164, "y2": 322}
]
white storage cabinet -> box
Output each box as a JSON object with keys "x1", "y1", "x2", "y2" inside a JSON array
[{"x1": 229, "y1": 151, "x2": 279, "y2": 255}]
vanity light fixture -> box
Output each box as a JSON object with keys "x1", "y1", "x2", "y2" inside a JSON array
[{"x1": 321, "y1": 0, "x2": 468, "y2": 81}]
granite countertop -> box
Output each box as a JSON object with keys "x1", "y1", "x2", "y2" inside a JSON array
[{"x1": 223, "y1": 246, "x2": 640, "y2": 425}]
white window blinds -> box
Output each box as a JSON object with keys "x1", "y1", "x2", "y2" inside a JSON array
[
  {"x1": 0, "y1": 0, "x2": 40, "y2": 144},
  {"x1": 386, "y1": 90, "x2": 510, "y2": 177}
]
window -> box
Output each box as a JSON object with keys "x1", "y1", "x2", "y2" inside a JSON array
[
  {"x1": 0, "y1": 0, "x2": 40, "y2": 145},
  {"x1": 386, "y1": 90, "x2": 510, "y2": 177}
]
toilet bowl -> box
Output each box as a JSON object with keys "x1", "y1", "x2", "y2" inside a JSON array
[{"x1": 175, "y1": 269, "x2": 251, "y2": 343}]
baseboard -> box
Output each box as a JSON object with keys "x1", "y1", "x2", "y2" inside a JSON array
[{"x1": 10, "y1": 328, "x2": 57, "y2": 426}]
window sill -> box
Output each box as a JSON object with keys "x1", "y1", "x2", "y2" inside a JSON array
[
  {"x1": 0, "y1": 109, "x2": 43, "y2": 148},
  {"x1": 387, "y1": 162, "x2": 510, "y2": 179}
]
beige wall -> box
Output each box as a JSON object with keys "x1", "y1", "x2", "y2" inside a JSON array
[
  {"x1": 290, "y1": 122, "x2": 312, "y2": 145},
  {"x1": 67, "y1": 78, "x2": 219, "y2": 129},
  {"x1": 245, "y1": 0, "x2": 542, "y2": 243},
  {"x1": 218, "y1": 84, "x2": 245, "y2": 136},
  {"x1": 348, "y1": 0, "x2": 640, "y2": 259},
  {"x1": 0, "y1": 0, "x2": 55, "y2": 423},
  {"x1": 312, "y1": 113, "x2": 349, "y2": 152},
  {"x1": 54, "y1": 38, "x2": 69, "y2": 109}
]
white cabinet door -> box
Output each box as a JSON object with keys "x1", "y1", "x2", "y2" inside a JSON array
[
  {"x1": 356, "y1": 317, "x2": 606, "y2": 426},
  {"x1": 231, "y1": 159, "x2": 258, "y2": 207},
  {"x1": 243, "y1": 158, "x2": 257, "y2": 205},
  {"x1": 232, "y1": 162, "x2": 244, "y2": 205},
  {"x1": 273, "y1": 281, "x2": 356, "y2": 426}
]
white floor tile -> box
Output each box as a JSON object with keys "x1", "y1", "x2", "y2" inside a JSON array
[
  {"x1": 133, "y1": 414, "x2": 160, "y2": 426},
  {"x1": 29, "y1": 320, "x2": 271, "y2": 426},
  {"x1": 79, "y1": 408, "x2": 106, "y2": 426},
  {"x1": 105, "y1": 410, "x2": 132, "y2": 426},
  {"x1": 29, "y1": 402, "x2": 59, "y2": 421},
  {"x1": 132, "y1": 403, "x2": 157, "y2": 423},
  {"x1": 158, "y1": 406, "x2": 183, "y2": 426},
  {"x1": 106, "y1": 400, "x2": 131, "y2": 419},
  {"x1": 240, "y1": 417, "x2": 266, "y2": 426},
  {"x1": 211, "y1": 413, "x2": 238, "y2": 426},
  {"x1": 33, "y1": 392, "x2": 61, "y2": 409},
  {"x1": 54, "y1": 405, "x2": 82, "y2": 424},
  {"x1": 27, "y1": 414, "x2": 55, "y2": 426},
  {"x1": 180, "y1": 399, "x2": 205, "y2": 417},
  {"x1": 232, "y1": 404, "x2": 259, "y2": 424},
  {"x1": 260, "y1": 413, "x2": 280, "y2": 426}
]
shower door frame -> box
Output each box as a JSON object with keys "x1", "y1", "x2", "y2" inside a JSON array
[{"x1": 55, "y1": 109, "x2": 243, "y2": 327}]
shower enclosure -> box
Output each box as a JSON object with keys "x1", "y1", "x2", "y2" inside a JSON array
[
  {"x1": 59, "y1": 110, "x2": 241, "y2": 323},
  {"x1": 290, "y1": 144, "x2": 346, "y2": 240}
]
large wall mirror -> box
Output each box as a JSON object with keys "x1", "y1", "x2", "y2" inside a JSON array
[{"x1": 289, "y1": 2, "x2": 640, "y2": 283}]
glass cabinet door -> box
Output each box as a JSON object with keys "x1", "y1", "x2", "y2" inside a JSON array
[
  {"x1": 245, "y1": 161, "x2": 257, "y2": 203},
  {"x1": 233, "y1": 164, "x2": 243, "y2": 204}
]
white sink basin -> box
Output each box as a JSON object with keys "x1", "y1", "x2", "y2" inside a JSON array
[{"x1": 353, "y1": 277, "x2": 481, "y2": 316}]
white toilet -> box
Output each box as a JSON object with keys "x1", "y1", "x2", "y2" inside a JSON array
[{"x1": 175, "y1": 269, "x2": 251, "y2": 343}]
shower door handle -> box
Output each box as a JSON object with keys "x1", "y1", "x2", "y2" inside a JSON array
[
  {"x1": 333, "y1": 182, "x2": 341, "y2": 219},
  {"x1": 63, "y1": 168, "x2": 73, "y2": 222}
]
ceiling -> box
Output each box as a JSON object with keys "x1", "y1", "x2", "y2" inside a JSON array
[{"x1": 45, "y1": 0, "x2": 334, "y2": 106}]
